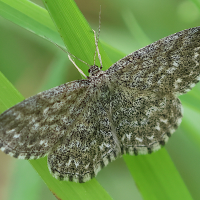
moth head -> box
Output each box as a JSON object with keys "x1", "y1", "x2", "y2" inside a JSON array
[{"x1": 88, "y1": 65, "x2": 102, "y2": 77}]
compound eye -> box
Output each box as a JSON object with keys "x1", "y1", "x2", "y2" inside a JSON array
[{"x1": 88, "y1": 69, "x2": 91, "y2": 73}]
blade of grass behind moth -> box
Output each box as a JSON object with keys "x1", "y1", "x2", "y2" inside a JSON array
[
  {"x1": 0, "y1": 0, "x2": 65, "y2": 48},
  {"x1": 166, "y1": 104, "x2": 200, "y2": 200},
  {"x1": 0, "y1": 72, "x2": 24, "y2": 112},
  {"x1": 42, "y1": 0, "x2": 113, "y2": 77},
  {"x1": 124, "y1": 148, "x2": 193, "y2": 200}
]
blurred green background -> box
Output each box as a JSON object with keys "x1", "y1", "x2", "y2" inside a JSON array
[{"x1": 0, "y1": 0, "x2": 200, "y2": 199}]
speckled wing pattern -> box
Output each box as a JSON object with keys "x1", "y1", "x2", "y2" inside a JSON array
[
  {"x1": 48, "y1": 81, "x2": 121, "y2": 183},
  {"x1": 0, "y1": 80, "x2": 90, "y2": 159},
  {"x1": 106, "y1": 26, "x2": 200, "y2": 155},
  {"x1": 0, "y1": 26, "x2": 200, "y2": 183}
]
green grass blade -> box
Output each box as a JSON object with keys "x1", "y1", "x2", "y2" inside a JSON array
[
  {"x1": 0, "y1": 72, "x2": 24, "y2": 111},
  {"x1": 0, "y1": 0, "x2": 66, "y2": 48},
  {"x1": 181, "y1": 102, "x2": 200, "y2": 147},
  {"x1": 30, "y1": 158, "x2": 112, "y2": 200},
  {"x1": 171, "y1": 103, "x2": 200, "y2": 200},
  {"x1": 124, "y1": 148, "x2": 192, "y2": 200},
  {"x1": 42, "y1": 0, "x2": 112, "y2": 76}
]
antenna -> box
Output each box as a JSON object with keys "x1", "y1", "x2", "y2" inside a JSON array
[
  {"x1": 93, "y1": 6, "x2": 103, "y2": 69},
  {"x1": 68, "y1": 55, "x2": 87, "y2": 78},
  {"x1": 52, "y1": 42, "x2": 90, "y2": 78}
]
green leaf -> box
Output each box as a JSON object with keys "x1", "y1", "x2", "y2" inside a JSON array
[
  {"x1": 0, "y1": 72, "x2": 24, "y2": 112},
  {"x1": 30, "y1": 158, "x2": 112, "y2": 200},
  {"x1": 124, "y1": 148, "x2": 192, "y2": 200},
  {"x1": 0, "y1": 0, "x2": 65, "y2": 48}
]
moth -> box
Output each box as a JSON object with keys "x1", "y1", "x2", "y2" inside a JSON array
[{"x1": 0, "y1": 26, "x2": 200, "y2": 183}]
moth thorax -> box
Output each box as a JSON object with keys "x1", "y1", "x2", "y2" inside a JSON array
[{"x1": 88, "y1": 65, "x2": 101, "y2": 77}]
